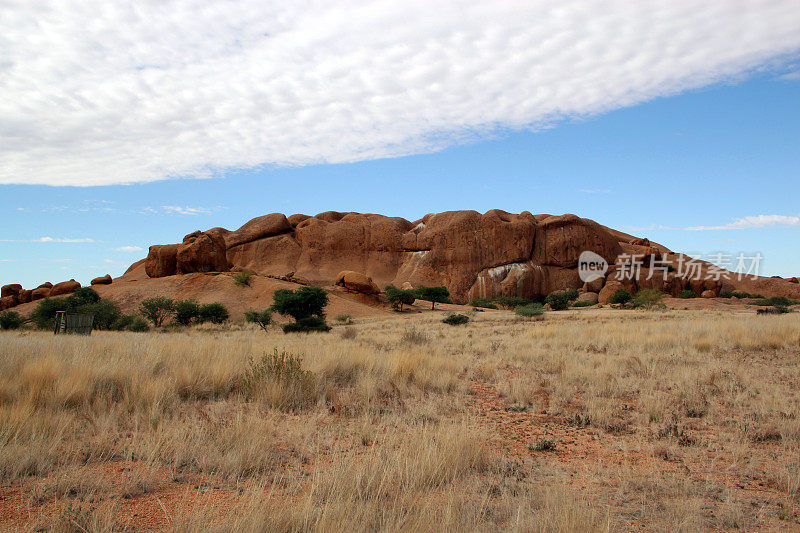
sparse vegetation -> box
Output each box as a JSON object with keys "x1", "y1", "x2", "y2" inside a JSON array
[
  {"x1": 442, "y1": 313, "x2": 470, "y2": 325},
  {"x1": 244, "y1": 309, "x2": 272, "y2": 331},
  {"x1": 678, "y1": 289, "x2": 697, "y2": 299},
  {"x1": 413, "y1": 285, "x2": 451, "y2": 310},
  {"x1": 514, "y1": 303, "x2": 544, "y2": 317},
  {"x1": 272, "y1": 286, "x2": 330, "y2": 333},
  {"x1": 384, "y1": 285, "x2": 415, "y2": 311},
  {"x1": 633, "y1": 288, "x2": 666, "y2": 310},
  {"x1": 234, "y1": 270, "x2": 253, "y2": 287},
  {"x1": 545, "y1": 290, "x2": 570, "y2": 310},
  {"x1": 139, "y1": 296, "x2": 175, "y2": 327},
  {"x1": 174, "y1": 299, "x2": 200, "y2": 325},
  {"x1": 334, "y1": 314, "x2": 352, "y2": 324}
]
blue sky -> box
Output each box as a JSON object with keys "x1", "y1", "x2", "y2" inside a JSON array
[
  {"x1": 2, "y1": 73, "x2": 798, "y2": 287},
  {"x1": 2, "y1": 2, "x2": 799, "y2": 287}
]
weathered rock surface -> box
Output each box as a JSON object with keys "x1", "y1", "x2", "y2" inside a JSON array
[
  {"x1": 335, "y1": 271, "x2": 380, "y2": 294},
  {"x1": 1, "y1": 284, "x2": 22, "y2": 298},
  {"x1": 0, "y1": 296, "x2": 17, "y2": 310},
  {"x1": 31, "y1": 287, "x2": 51, "y2": 301},
  {"x1": 91, "y1": 274, "x2": 113, "y2": 285},
  {"x1": 51, "y1": 279, "x2": 80, "y2": 296},
  {"x1": 176, "y1": 231, "x2": 228, "y2": 274},
  {"x1": 598, "y1": 281, "x2": 626, "y2": 304},
  {"x1": 701, "y1": 289, "x2": 716, "y2": 298},
  {"x1": 145, "y1": 244, "x2": 179, "y2": 278},
  {"x1": 533, "y1": 214, "x2": 621, "y2": 268},
  {"x1": 577, "y1": 292, "x2": 599, "y2": 304}
]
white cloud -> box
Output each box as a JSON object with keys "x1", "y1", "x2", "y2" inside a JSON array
[
  {"x1": 2, "y1": 1, "x2": 800, "y2": 186},
  {"x1": 160, "y1": 206, "x2": 213, "y2": 215},
  {"x1": 113, "y1": 245, "x2": 143, "y2": 252},
  {"x1": 36, "y1": 237, "x2": 95, "y2": 243},
  {"x1": 685, "y1": 214, "x2": 800, "y2": 231}
]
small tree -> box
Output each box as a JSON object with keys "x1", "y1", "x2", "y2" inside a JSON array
[
  {"x1": 245, "y1": 309, "x2": 272, "y2": 331},
  {"x1": 199, "y1": 302, "x2": 229, "y2": 324},
  {"x1": 609, "y1": 289, "x2": 633, "y2": 305},
  {"x1": 414, "y1": 286, "x2": 451, "y2": 310},
  {"x1": 30, "y1": 297, "x2": 70, "y2": 329},
  {"x1": 442, "y1": 313, "x2": 470, "y2": 325},
  {"x1": 67, "y1": 287, "x2": 100, "y2": 307},
  {"x1": 85, "y1": 299, "x2": 122, "y2": 330},
  {"x1": 139, "y1": 297, "x2": 175, "y2": 327},
  {"x1": 545, "y1": 291, "x2": 570, "y2": 311},
  {"x1": 385, "y1": 285, "x2": 415, "y2": 311},
  {"x1": 175, "y1": 300, "x2": 200, "y2": 325},
  {"x1": 272, "y1": 286, "x2": 328, "y2": 321},
  {"x1": 271, "y1": 286, "x2": 330, "y2": 333},
  {"x1": 128, "y1": 315, "x2": 150, "y2": 332}
]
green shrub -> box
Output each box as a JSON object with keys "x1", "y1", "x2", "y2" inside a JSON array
[
  {"x1": 198, "y1": 302, "x2": 229, "y2": 324},
  {"x1": 82, "y1": 299, "x2": 123, "y2": 330},
  {"x1": 414, "y1": 286, "x2": 451, "y2": 310},
  {"x1": 563, "y1": 289, "x2": 580, "y2": 301},
  {"x1": 174, "y1": 300, "x2": 200, "y2": 325},
  {"x1": 128, "y1": 315, "x2": 150, "y2": 332},
  {"x1": 0, "y1": 310, "x2": 23, "y2": 330},
  {"x1": 754, "y1": 296, "x2": 798, "y2": 307},
  {"x1": 385, "y1": 285, "x2": 415, "y2": 311},
  {"x1": 723, "y1": 291, "x2": 764, "y2": 299},
  {"x1": 282, "y1": 316, "x2": 331, "y2": 333},
  {"x1": 492, "y1": 296, "x2": 531, "y2": 309},
  {"x1": 545, "y1": 291, "x2": 570, "y2": 311},
  {"x1": 609, "y1": 289, "x2": 633, "y2": 305},
  {"x1": 67, "y1": 287, "x2": 100, "y2": 306},
  {"x1": 679, "y1": 289, "x2": 697, "y2": 299},
  {"x1": 30, "y1": 297, "x2": 70, "y2": 329},
  {"x1": 139, "y1": 297, "x2": 175, "y2": 327},
  {"x1": 234, "y1": 271, "x2": 253, "y2": 287},
  {"x1": 244, "y1": 309, "x2": 272, "y2": 331},
  {"x1": 514, "y1": 303, "x2": 544, "y2": 317},
  {"x1": 571, "y1": 300, "x2": 595, "y2": 308},
  {"x1": 469, "y1": 297, "x2": 497, "y2": 309},
  {"x1": 241, "y1": 349, "x2": 317, "y2": 411},
  {"x1": 110, "y1": 314, "x2": 134, "y2": 331},
  {"x1": 442, "y1": 313, "x2": 470, "y2": 325},
  {"x1": 272, "y1": 286, "x2": 328, "y2": 321},
  {"x1": 633, "y1": 289, "x2": 666, "y2": 310}
]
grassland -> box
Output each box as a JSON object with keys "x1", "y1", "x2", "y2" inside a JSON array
[{"x1": 1, "y1": 309, "x2": 799, "y2": 531}]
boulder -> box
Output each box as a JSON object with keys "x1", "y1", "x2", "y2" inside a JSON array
[
  {"x1": 37, "y1": 282, "x2": 53, "y2": 289},
  {"x1": 533, "y1": 214, "x2": 621, "y2": 268},
  {"x1": 176, "y1": 231, "x2": 228, "y2": 274},
  {"x1": 51, "y1": 279, "x2": 80, "y2": 296},
  {"x1": 223, "y1": 213, "x2": 292, "y2": 248},
  {"x1": 226, "y1": 234, "x2": 301, "y2": 278},
  {"x1": 598, "y1": 280, "x2": 626, "y2": 304},
  {"x1": 1, "y1": 284, "x2": 22, "y2": 298},
  {"x1": 31, "y1": 287, "x2": 51, "y2": 301},
  {"x1": 701, "y1": 289, "x2": 716, "y2": 299},
  {"x1": 335, "y1": 271, "x2": 380, "y2": 294},
  {"x1": 582, "y1": 277, "x2": 604, "y2": 293},
  {"x1": 467, "y1": 262, "x2": 581, "y2": 301},
  {"x1": 17, "y1": 289, "x2": 32, "y2": 304},
  {"x1": 401, "y1": 282, "x2": 414, "y2": 291},
  {"x1": 91, "y1": 274, "x2": 112, "y2": 285},
  {"x1": 0, "y1": 295, "x2": 17, "y2": 310},
  {"x1": 577, "y1": 292, "x2": 599, "y2": 304},
  {"x1": 288, "y1": 213, "x2": 311, "y2": 226},
  {"x1": 789, "y1": 277, "x2": 799, "y2": 284},
  {"x1": 145, "y1": 244, "x2": 179, "y2": 278}
]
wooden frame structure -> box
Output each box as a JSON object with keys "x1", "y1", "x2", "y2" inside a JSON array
[{"x1": 53, "y1": 311, "x2": 94, "y2": 335}]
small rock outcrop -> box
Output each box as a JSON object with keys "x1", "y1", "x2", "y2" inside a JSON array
[
  {"x1": 91, "y1": 274, "x2": 113, "y2": 285},
  {"x1": 1, "y1": 284, "x2": 22, "y2": 298},
  {"x1": 51, "y1": 279, "x2": 81, "y2": 296},
  {"x1": 335, "y1": 271, "x2": 380, "y2": 294}
]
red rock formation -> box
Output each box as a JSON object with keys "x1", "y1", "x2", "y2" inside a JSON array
[
  {"x1": 145, "y1": 244, "x2": 179, "y2": 278},
  {"x1": 0, "y1": 296, "x2": 17, "y2": 310},
  {"x1": 335, "y1": 271, "x2": 380, "y2": 294},
  {"x1": 533, "y1": 214, "x2": 621, "y2": 268},
  {"x1": 31, "y1": 287, "x2": 51, "y2": 301},
  {"x1": 176, "y1": 231, "x2": 228, "y2": 274},
  {"x1": 91, "y1": 274, "x2": 113, "y2": 285},
  {"x1": 1, "y1": 284, "x2": 22, "y2": 298},
  {"x1": 51, "y1": 279, "x2": 80, "y2": 296}
]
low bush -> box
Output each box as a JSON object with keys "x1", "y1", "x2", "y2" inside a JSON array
[
  {"x1": 678, "y1": 289, "x2": 697, "y2": 299},
  {"x1": 468, "y1": 298, "x2": 497, "y2": 309},
  {"x1": 334, "y1": 314, "x2": 352, "y2": 323},
  {"x1": 571, "y1": 300, "x2": 595, "y2": 308},
  {"x1": 240, "y1": 349, "x2": 317, "y2": 411},
  {"x1": 85, "y1": 299, "x2": 123, "y2": 330},
  {"x1": 0, "y1": 310, "x2": 23, "y2": 330},
  {"x1": 757, "y1": 307, "x2": 791, "y2": 315},
  {"x1": 545, "y1": 291, "x2": 570, "y2": 311},
  {"x1": 283, "y1": 316, "x2": 331, "y2": 333},
  {"x1": 174, "y1": 300, "x2": 200, "y2": 325},
  {"x1": 234, "y1": 271, "x2": 253, "y2": 287},
  {"x1": 244, "y1": 309, "x2": 272, "y2": 331},
  {"x1": 720, "y1": 291, "x2": 764, "y2": 299},
  {"x1": 139, "y1": 297, "x2": 175, "y2": 327},
  {"x1": 514, "y1": 303, "x2": 544, "y2": 317},
  {"x1": 128, "y1": 315, "x2": 150, "y2": 332},
  {"x1": 110, "y1": 314, "x2": 134, "y2": 331},
  {"x1": 492, "y1": 296, "x2": 531, "y2": 309},
  {"x1": 442, "y1": 313, "x2": 470, "y2": 326},
  {"x1": 609, "y1": 288, "x2": 633, "y2": 305},
  {"x1": 198, "y1": 303, "x2": 229, "y2": 324},
  {"x1": 563, "y1": 288, "x2": 580, "y2": 301},
  {"x1": 633, "y1": 289, "x2": 666, "y2": 310},
  {"x1": 30, "y1": 297, "x2": 70, "y2": 329}
]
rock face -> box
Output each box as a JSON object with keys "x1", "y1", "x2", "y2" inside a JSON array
[
  {"x1": 31, "y1": 287, "x2": 51, "y2": 301},
  {"x1": 1, "y1": 284, "x2": 22, "y2": 298},
  {"x1": 51, "y1": 279, "x2": 80, "y2": 296},
  {"x1": 598, "y1": 281, "x2": 626, "y2": 304},
  {"x1": 91, "y1": 274, "x2": 113, "y2": 285},
  {"x1": 132, "y1": 209, "x2": 800, "y2": 303},
  {"x1": 335, "y1": 271, "x2": 380, "y2": 294},
  {"x1": 577, "y1": 292, "x2": 599, "y2": 304}
]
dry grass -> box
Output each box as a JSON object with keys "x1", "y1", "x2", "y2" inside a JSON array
[{"x1": 0, "y1": 310, "x2": 798, "y2": 530}]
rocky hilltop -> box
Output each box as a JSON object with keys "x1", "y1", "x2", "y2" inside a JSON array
[
  {"x1": 141, "y1": 209, "x2": 799, "y2": 303},
  {"x1": 3, "y1": 209, "x2": 799, "y2": 314}
]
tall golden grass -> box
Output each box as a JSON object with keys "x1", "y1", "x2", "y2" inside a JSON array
[{"x1": 0, "y1": 310, "x2": 798, "y2": 530}]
